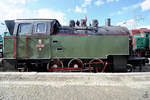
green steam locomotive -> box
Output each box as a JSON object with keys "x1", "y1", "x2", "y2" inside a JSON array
[{"x1": 0, "y1": 18, "x2": 147, "y2": 72}]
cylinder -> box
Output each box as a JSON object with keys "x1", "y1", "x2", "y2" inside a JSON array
[{"x1": 106, "y1": 18, "x2": 111, "y2": 26}]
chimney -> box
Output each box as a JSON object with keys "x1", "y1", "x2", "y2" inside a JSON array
[{"x1": 106, "y1": 18, "x2": 111, "y2": 26}]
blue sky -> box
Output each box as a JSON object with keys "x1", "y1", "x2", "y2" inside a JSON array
[{"x1": 0, "y1": 0, "x2": 150, "y2": 32}]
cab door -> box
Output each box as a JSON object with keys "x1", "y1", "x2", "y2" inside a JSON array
[{"x1": 16, "y1": 23, "x2": 32, "y2": 59}]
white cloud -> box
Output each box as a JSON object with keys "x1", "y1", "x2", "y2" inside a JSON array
[
  {"x1": 8, "y1": 0, "x2": 26, "y2": 4},
  {"x1": 94, "y1": 0, "x2": 104, "y2": 6},
  {"x1": 107, "y1": 0, "x2": 119, "y2": 3},
  {"x1": 122, "y1": 3, "x2": 141, "y2": 11},
  {"x1": 141, "y1": 0, "x2": 150, "y2": 11},
  {"x1": 82, "y1": 0, "x2": 92, "y2": 7},
  {"x1": 0, "y1": 1, "x2": 32, "y2": 20},
  {"x1": 37, "y1": 9, "x2": 66, "y2": 25},
  {"x1": 117, "y1": 11, "x2": 121, "y2": 15},
  {"x1": 75, "y1": 6, "x2": 87, "y2": 13},
  {"x1": 7, "y1": 0, "x2": 38, "y2": 4},
  {"x1": 132, "y1": 3, "x2": 141, "y2": 9},
  {"x1": 0, "y1": 0, "x2": 67, "y2": 25},
  {"x1": 117, "y1": 19, "x2": 136, "y2": 29},
  {"x1": 121, "y1": 0, "x2": 150, "y2": 12},
  {"x1": 137, "y1": 25, "x2": 150, "y2": 29},
  {"x1": 75, "y1": 0, "x2": 90, "y2": 14},
  {"x1": 112, "y1": 3, "x2": 141, "y2": 16}
]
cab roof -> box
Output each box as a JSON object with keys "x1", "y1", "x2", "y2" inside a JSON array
[
  {"x1": 5, "y1": 19, "x2": 61, "y2": 35},
  {"x1": 15, "y1": 19, "x2": 59, "y2": 22}
]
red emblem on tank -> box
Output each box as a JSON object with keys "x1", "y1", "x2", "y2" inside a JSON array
[{"x1": 36, "y1": 39, "x2": 45, "y2": 51}]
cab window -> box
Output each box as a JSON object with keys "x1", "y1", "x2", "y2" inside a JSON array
[
  {"x1": 18, "y1": 23, "x2": 32, "y2": 35},
  {"x1": 36, "y1": 23, "x2": 46, "y2": 33}
]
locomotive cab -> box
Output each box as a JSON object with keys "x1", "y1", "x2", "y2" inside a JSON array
[
  {"x1": 3, "y1": 19, "x2": 60, "y2": 61},
  {"x1": 131, "y1": 28, "x2": 150, "y2": 57}
]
